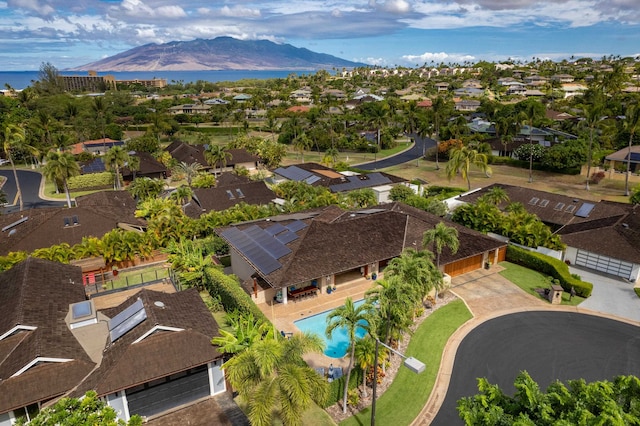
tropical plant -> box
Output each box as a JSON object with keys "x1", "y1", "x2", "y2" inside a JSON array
[
  {"x1": 42, "y1": 151, "x2": 80, "y2": 208},
  {"x1": 345, "y1": 188, "x2": 377, "y2": 208},
  {"x1": 127, "y1": 177, "x2": 165, "y2": 201},
  {"x1": 365, "y1": 276, "x2": 415, "y2": 345},
  {"x1": 211, "y1": 311, "x2": 274, "y2": 354},
  {"x1": 422, "y1": 222, "x2": 460, "y2": 269},
  {"x1": 479, "y1": 186, "x2": 509, "y2": 206},
  {"x1": 458, "y1": 372, "x2": 640, "y2": 425},
  {"x1": 354, "y1": 337, "x2": 376, "y2": 397},
  {"x1": 204, "y1": 144, "x2": 232, "y2": 175},
  {"x1": 446, "y1": 145, "x2": 492, "y2": 190},
  {"x1": 623, "y1": 103, "x2": 640, "y2": 196},
  {"x1": 326, "y1": 297, "x2": 373, "y2": 413},
  {"x1": 385, "y1": 248, "x2": 441, "y2": 304},
  {"x1": 1, "y1": 123, "x2": 39, "y2": 211},
  {"x1": 223, "y1": 332, "x2": 329, "y2": 426},
  {"x1": 104, "y1": 146, "x2": 130, "y2": 190}
]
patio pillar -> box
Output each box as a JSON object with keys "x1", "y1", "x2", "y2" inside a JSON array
[{"x1": 282, "y1": 290, "x2": 288, "y2": 305}]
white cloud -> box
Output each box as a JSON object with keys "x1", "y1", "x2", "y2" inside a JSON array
[
  {"x1": 220, "y1": 5, "x2": 261, "y2": 18},
  {"x1": 9, "y1": 0, "x2": 54, "y2": 17},
  {"x1": 155, "y1": 5, "x2": 187, "y2": 18},
  {"x1": 402, "y1": 51, "x2": 476, "y2": 64}
]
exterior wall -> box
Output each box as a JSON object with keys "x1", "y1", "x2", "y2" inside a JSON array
[
  {"x1": 107, "y1": 391, "x2": 131, "y2": 422},
  {"x1": 0, "y1": 412, "x2": 13, "y2": 426},
  {"x1": 229, "y1": 250, "x2": 256, "y2": 282},
  {"x1": 208, "y1": 359, "x2": 226, "y2": 395},
  {"x1": 444, "y1": 254, "x2": 484, "y2": 277}
]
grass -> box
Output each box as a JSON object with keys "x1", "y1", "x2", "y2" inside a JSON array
[
  {"x1": 235, "y1": 396, "x2": 336, "y2": 426},
  {"x1": 43, "y1": 178, "x2": 108, "y2": 201},
  {"x1": 106, "y1": 266, "x2": 170, "y2": 289},
  {"x1": 499, "y1": 261, "x2": 585, "y2": 306},
  {"x1": 340, "y1": 299, "x2": 472, "y2": 426}
]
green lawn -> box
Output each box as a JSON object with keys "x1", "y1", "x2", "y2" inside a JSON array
[
  {"x1": 340, "y1": 299, "x2": 472, "y2": 426},
  {"x1": 498, "y1": 261, "x2": 585, "y2": 306},
  {"x1": 105, "y1": 266, "x2": 170, "y2": 289}
]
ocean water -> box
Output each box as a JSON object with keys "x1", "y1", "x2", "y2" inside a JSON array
[{"x1": 0, "y1": 70, "x2": 312, "y2": 90}]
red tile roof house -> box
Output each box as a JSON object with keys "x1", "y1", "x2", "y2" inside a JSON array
[
  {"x1": 0, "y1": 257, "x2": 229, "y2": 424},
  {"x1": 217, "y1": 202, "x2": 506, "y2": 306},
  {"x1": 457, "y1": 184, "x2": 640, "y2": 282}
]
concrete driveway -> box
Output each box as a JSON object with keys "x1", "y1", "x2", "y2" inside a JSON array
[{"x1": 571, "y1": 266, "x2": 640, "y2": 322}]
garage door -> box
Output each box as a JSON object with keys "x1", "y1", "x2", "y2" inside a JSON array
[
  {"x1": 575, "y1": 250, "x2": 633, "y2": 280},
  {"x1": 444, "y1": 254, "x2": 484, "y2": 277},
  {"x1": 126, "y1": 365, "x2": 210, "y2": 418}
]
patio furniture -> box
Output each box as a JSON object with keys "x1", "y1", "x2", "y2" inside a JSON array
[{"x1": 287, "y1": 285, "x2": 319, "y2": 301}]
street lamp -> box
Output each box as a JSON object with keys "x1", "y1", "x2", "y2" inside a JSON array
[{"x1": 371, "y1": 338, "x2": 425, "y2": 426}]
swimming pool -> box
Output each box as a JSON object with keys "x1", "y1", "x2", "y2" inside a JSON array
[{"x1": 294, "y1": 299, "x2": 368, "y2": 358}]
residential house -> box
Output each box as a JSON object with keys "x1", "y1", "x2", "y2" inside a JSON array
[
  {"x1": 0, "y1": 192, "x2": 144, "y2": 256},
  {"x1": 217, "y1": 203, "x2": 506, "y2": 306},
  {"x1": 551, "y1": 74, "x2": 575, "y2": 83},
  {"x1": 69, "y1": 139, "x2": 125, "y2": 156},
  {"x1": 604, "y1": 146, "x2": 640, "y2": 175},
  {"x1": 561, "y1": 83, "x2": 587, "y2": 98},
  {"x1": 183, "y1": 180, "x2": 277, "y2": 218},
  {"x1": 289, "y1": 88, "x2": 312, "y2": 103},
  {"x1": 457, "y1": 184, "x2": 640, "y2": 282},
  {"x1": 0, "y1": 257, "x2": 228, "y2": 425},
  {"x1": 167, "y1": 104, "x2": 212, "y2": 115},
  {"x1": 165, "y1": 141, "x2": 209, "y2": 169},
  {"x1": 435, "y1": 82, "x2": 450, "y2": 92},
  {"x1": 271, "y1": 162, "x2": 407, "y2": 203},
  {"x1": 453, "y1": 87, "x2": 484, "y2": 98},
  {"x1": 121, "y1": 151, "x2": 169, "y2": 181},
  {"x1": 165, "y1": 142, "x2": 261, "y2": 173},
  {"x1": 454, "y1": 99, "x2": 481, "y2": 112}
]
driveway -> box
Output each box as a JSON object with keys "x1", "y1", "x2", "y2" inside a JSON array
[
  {"x1": 0, "y1": 169, "x2": 65, "y2": 213},
  {"x1": 571, "y1": 266, "x2": 640, "y2": 322},
  {"x1": 356, "y1": 134, "x2": 435, "y2": 170}
]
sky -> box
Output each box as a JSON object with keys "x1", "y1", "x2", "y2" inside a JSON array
[{"x1": 1, "y1": 0, "x2": 640, "y2": 71}]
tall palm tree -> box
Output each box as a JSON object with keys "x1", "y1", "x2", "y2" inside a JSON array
[
  {"x1": 1, "y1": 124, "x2": 39, "y2": 211},
  {"x1": 354, "y1": 336, "x2": 379, "y2": 398},
  {"x1": 104, "y1": 146, "x2": 129, "y2": 190},
  {"x1": 385, "y1": 248, "x2": 440, "y2": 303},
  {"x1": 431, "y1": 97, "x2": 447, "y2": 170},
  {"x1": 446, "y1": 145, "x2": 492, "y2": 190},
  {"x1": 326, "y1": 298, "x2": 373, "y2": 414},
  {"x1": 623, "y1": 104, "x2": 640, "y2": 196},
  {"x1": 365, "y1": 276, "x2": 415, "y2": 345},
  {"x1": 480, "y1": 186, "x2": 510, "y2": 206},
  {"x1": 223, "y1": 333, "x2": 329, "y2": 426},
  {"x1": 204, "y1": 144, "x2": 232, "y2": 175},
  {"x1": 422, "y1": 221, "x2": 460, "y2": 269},
  {"x1": 582, "y1": 98, "x2": 604, "y2": 191},
  {"x1": 42, "y1": 151, "x2": 80, "y2": 208},
  {"x1": 363, "y1": 101, "x2": 389, "y2": 152}
]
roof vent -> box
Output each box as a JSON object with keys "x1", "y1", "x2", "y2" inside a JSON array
[
  {"x1": 622, "y1": 223, "x2": 629, "y2": 228},
  {"x1": 154, "y1": 301, "x2": 166, "y2": 308}
]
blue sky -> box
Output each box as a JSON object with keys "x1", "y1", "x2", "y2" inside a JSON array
[{"x1": 1, "y1": 0, "x2": 639, "y2": 71}]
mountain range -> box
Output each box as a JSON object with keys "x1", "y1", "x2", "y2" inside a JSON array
[{"x1": 68, "y1": 37, "x2": 366, "y2": 72}]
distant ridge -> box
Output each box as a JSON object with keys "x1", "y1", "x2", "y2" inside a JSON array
[{"x1": 68, "y1": 37, "x2": 366, "y2": 72}]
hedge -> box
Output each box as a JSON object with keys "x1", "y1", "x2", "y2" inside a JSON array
[
  {"x1": 489, "y1": 157, "x2": 580, "y2": 175},
  {"x1": 320, "y1": 367, "x2": 364, "y2": 408},
  {"x1": 506, "y1": 245, "x2": 593, "y2": 297},
  {"x1": 68, "y1": 172, "x2": 114, "y2": 190},
  {"x1": 203, "y1": 266, "x2": 268, "y2": 323}
]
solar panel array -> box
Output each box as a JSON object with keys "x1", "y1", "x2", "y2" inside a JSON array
[
  {"x1": 329, "y1": 172, "x2": 392, "y2": 192},
  {"x1": 81, "y1": 158, "x2": 106, "y2": 173},
  {"x1": 274, "y1": 165, "x2": 318, "y2": 183},
  {"x1": 109, "y1": 298, "x2": 147, "y2": 343},
  {"x1": 222, "y1": 221, "x2": 308, "y2": 275},
  {"x1": 630, "y1": 152, "x2": 640, "y2": 162},
  {"x1": 575, "y1": 202, "x2": 595, "y2": 218}
]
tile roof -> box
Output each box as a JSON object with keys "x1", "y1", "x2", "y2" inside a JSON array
[
  {"x1": 0, "y1": 258, "x2": 94, "y2": 413},
  {"x1": 122, "y1": 151, "x2": 168, "y2": 179},
  {"x1": 165, "y1": 141, "x2": 209, "y2": 167},
  {"x1": 218, "y1": 202, "x2": 505, "y2": 289}
]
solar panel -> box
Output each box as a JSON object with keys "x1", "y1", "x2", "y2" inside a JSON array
[
  {"x1": 109, "y1": 299, "x2": 147, "y2": 343},
  {"x1": 285, "y1": 220, "x2": 307, "y2": 232},
  {"x1": 276, "y1": 230, "x2": 298, "y2": 244},
  {"x1": 245, "y1": 226, "x2": 291, "y2": 258},
  {"x1": 265, "y1": 223, "x2": 287, "y2": 235},
  {"x1": 329, "y1": 172, "x2": 392, "y2": 192},
  {"x1": 305, "y1": 175, "x2": 321, "y2": 184},
  {"x1": 274, "y1": 165, "x2": 315, "y2": 182},
  {"x1": 221, "y1": 227, "x2": 282, "y2": 275},
  {"x1": 81, "y1": 158, "x2": 106, "y2": 173},
  {"x1": 575, "y1": 202, "x2": 595, "y2": 218},
  {"x1": 628, "y1": 152, "x2": 640, "y2": 162}
]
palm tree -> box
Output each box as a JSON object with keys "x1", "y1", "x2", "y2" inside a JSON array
[
  {"x1": 354, "y1": 336, "x2": 379, "y2": 398},
  {"x1": 365, "y1": 276, "x2": 415, "y2": 345},
  {"x1": 322, "y1": 147, "x2": 339, "y2": 167},
  {"x1": 422, "y1": 222, "x2": 460, "y2": 269},
  {"x1": 582, "y1": 97, "x2": 604, "y2": 191},
  {"x1": 1, "y1": 124, "x2": 39, "y2": 211},
  {"x1": 363, "y1": 102, "x2": 389, "y2": 152},
  {"x1": 385, "y1": 248, "x2": 440, "y2": 304},
  {"x1": 292, "y1": 133, "x2": 312, "y2": 163},
  {"x1": 204, "y1": 144, "x2": 232, "y2": 175},
  {"x1": 431, "y1": 97, "x2": 447, "y2": 170},
  {"x1": 170, "y1": 185, "x2": 193, "y2": 206},
  {"x1": 42, "y1": 151, "x2": 80, "y2": 208},
  {"x1": 326, "y1": 298, "x2": 373, "y2": 414},
  {"x1": 223, "y1": 333, "x2": 329, "y2": 426},
  {"x1": 172, "y1": 161, "x2": 203, "y2": 187},
  {"x1": 623, "y1": 104, "x2": 640, "y2": 196},
  {"x1": 446, "y1": 145, "x2": 492, "y2": 190},
  {"x1": 345, "y1": 188, "x2": 377, "y2": 208},
  {"x1": 127, "y1": 177, "x2": 165, "y2": 201},
  {"x1": 480, "y1": 186, "x2": 510, "y2": 206},
  {"x1": 104, "y1": 146, "x2": 129, "y2": 190},
  {"x1": 210, "y1": 311, "x2": 274, "y2": 354}
]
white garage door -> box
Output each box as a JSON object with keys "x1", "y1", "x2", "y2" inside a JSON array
[{"x1": 575, "y1": 250, "x2": 633, "y2": 280}]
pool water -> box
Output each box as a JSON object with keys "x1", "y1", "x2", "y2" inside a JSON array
[{"x1": 294, "y1": 299, "x2": 368, "y2": 358}]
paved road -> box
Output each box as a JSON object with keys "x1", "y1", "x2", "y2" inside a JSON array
[
  {"x1": 356, "y1": 134, "x2": 435, "y2": 170},
  {"x1": 0, "y1": 169, "x2": 65, "y2": 214},
  {"x1": 431, "y1": 311, "x2": 640, "y2": 425}
]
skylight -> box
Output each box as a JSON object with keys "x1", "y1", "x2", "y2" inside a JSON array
[{"x1": 528, "y1": 197, "x2": 539, "y2": 205}]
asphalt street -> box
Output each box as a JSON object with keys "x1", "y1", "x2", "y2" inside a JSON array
[
  {"x1": 356, "y1": 134, "x2": 435, "y2": 171},
  {"x1": 431, "y1": 311, "x2": 640, "y2": 425},
  {"x1": 0, "y1": 169, "x2": 65, "y2": 214}
]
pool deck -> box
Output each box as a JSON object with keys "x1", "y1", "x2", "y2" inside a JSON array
[{"x1": 256, "y1": 275, "x2": 379, "y2": 371}]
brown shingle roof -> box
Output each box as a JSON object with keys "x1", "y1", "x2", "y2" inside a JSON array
[
  {"x1": 166, "y1": 141, "x2": 209, "y2": 168},
  {"x1": 0, "y1": 205, "x2": 145, "y2": 256},
  {"x1": 0, "y1": 258, "x2": 94, "y2": 413},
  {"x1": 185, "y1": 181, "x2": 276, "y2": 218},
  {"x1": 219, "y1": 202, "x2": 505, "y2": 289},
  {"x1": 73, "y1": 288, "x2": 222, "y2": 397}
]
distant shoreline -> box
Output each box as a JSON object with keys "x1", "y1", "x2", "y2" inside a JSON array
[{"x1": 0, "y1": 69, "x2": 314, "y2": 90}]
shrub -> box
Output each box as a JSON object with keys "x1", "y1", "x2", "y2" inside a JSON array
[
  {"x1": 203, "y1": 266, "x2": 268, "y2": 323},
  {"x1": 321, "y1": 367, "x2": 363, "y2": 408},
  {"x1": 68, "y1": 172, "x2": 113, "y2": 190},
  {"x1": 635, "y1": 288, "x2": 640, "y2": 299},
  {"x1": 506, "y1": 245, "x2": 593, "y2": 297},
  {"x1": 590, "y1": 171, "x2": 605, "y2": 184}
]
